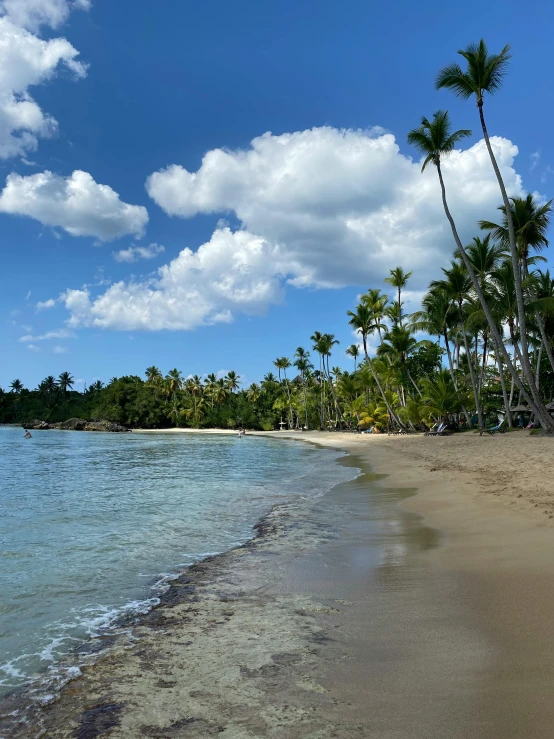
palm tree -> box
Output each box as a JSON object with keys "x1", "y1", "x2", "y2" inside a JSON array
[
  {"x1": 407, "y1": 110, "x2": 552, "y2": 430},
  {"x1": 384, "y1": 267, "x2": 412, "y2": 326},
  {"x1": 273, "y1": 357, "x2": 293, "y2": 428},
  {"x1": 436, "y1": 40, "x2": 545, "y2": 423},
  {"x1": 225, "y1": 371, "x2": 241, "y2": 394},
  {"x1": 165, "y1": 369, "x2": 183, "y2": 423},
  {"x1": 294, "y1": 347, "x2": 312, "y2": 429},
  {"x1": 432, "y1": 262, "x2": 484, "y2": 429},
  {"x1": 378, "y1": 325, "x2": 425, "y2": 397},
  {"x1": 58, "y1": 371, "x2": 74, "y2": 395},
  {"x1": 246, "y1": 383, "x2": 261, "y2": 403},
  {"x1": 145, "y1": 366, "x2": 163, "y2": 385},
  {"x1": 361, "y1": 289, "x2": 388, "y2": 340},
  {"x1": 347, "y1": 304, "x2": 403, "y2": 429},
  {"x1": 346, "y1": 344, "x2": 360, "y2": 371},
  {"x1": 10, "y1": 379, "x2": 23, "y2": 393}
]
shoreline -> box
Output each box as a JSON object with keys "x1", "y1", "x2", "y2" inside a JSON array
[{"x1": 3, "y1": 431, "x2": 554, "y2": 737}]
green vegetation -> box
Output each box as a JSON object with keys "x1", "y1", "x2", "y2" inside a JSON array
[{"x1": 2, "y1": 40, "x2": 553, "y2": 433}]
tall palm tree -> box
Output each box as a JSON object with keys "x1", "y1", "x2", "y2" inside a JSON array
[
  {"x1": 361, "y1": 289, "x2": 388, "y2": 340},
  {"x1": 294, "y1": 347, "x2": 312, "y2": 429},
  {"x1": 432, "y1": 263, "x2": 484, "y2": 429},
  {"x1": 346, "y1": 344, "x2": 360, "y2": 371},
  {"x1": 384, "y1": 267, "x2": 412, "y2": 326},
  {"x1": 274, "y1": 357, "x2": 293, "y2": 428},
  {"x1": 10, "y1": 379, "x2": 23, "y2": 393},
  {"x1": 436, "y1": 40, "x2": 544, "y2": 421},
  {"x1": 378, "y1": 325, "x2": 425, "y2": 397},
  {"x1": 407, "y1": 110, "x2": 552, "y2": 430},
  {"x1": 347, "y1": 304, "x2": 403, "y2": 429},
  {"x1": 479, "y1": 195, "x2": 551, "y2": 277}
]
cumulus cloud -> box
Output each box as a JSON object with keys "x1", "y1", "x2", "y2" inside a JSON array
[
  {"x1": 53, "y1": 344, "x2": 67, "y2": 353},
  {"x1": 61, "y1": 228, "x2": 285, "y2": 330},
  {"x1": 146, "y1": 127, "x2": 524, "y2": 292},
  {"x1": 0, "y1": 15, "x2": 86, "y2": 159},
  {"x1": 112, "y1": 243, "x2": 165, "y2": 263},
  {"x1": 0, "y1": 0, "x2": 90, "y2": 32},
  {"x1": 26, "y1": 343, "x2": 39, "y2": 351},
  {"x1": 63, "y1": 126, "x2": 527, "y2": 331},
  {"x1": 36, "y1": 297, "x2": 56, "y2": 309},
  {"x1": 0, "y1": 170, "x2": 149, "y2": 240}
]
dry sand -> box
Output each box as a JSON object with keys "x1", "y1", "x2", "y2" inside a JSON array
[{"x1": 2, "y1": 429, "x2": 554, "y2": 738}]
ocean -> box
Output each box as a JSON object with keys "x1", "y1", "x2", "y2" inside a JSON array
[{"x1": 0, "y1": 427, "x2": 355, "y2": 699}]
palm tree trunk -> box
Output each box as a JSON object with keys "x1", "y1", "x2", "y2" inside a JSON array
[
  {"x1": 478, "y1": 103, "x2": 546, "y2": 417},
  {"x1": 480, "y1": 331, "x2": 488, "y2": 392},
  {"x1": 535, "y1": 343, "x2": 543, "y2": 391},
  {"x1": 406, "y1": 366, "x2": 422, "y2": 397},
  {"x1": 536, "y1": 313, "x2": 554, "y2": 377},
  {"x1": 436, "y1": 160, "x2": 554, "y2": 431},
  {"x1": 444, "y1": 329, "x2": 471, "y2": 426},
  {"x1": 492, "y1": 335, "x2": 512, "y2": 427},
  {"x1": 461, "y1": 322, "x2": 484, "y2": 430},
  {"x1": 361, "y1": 336, "x2": 404, "y2": 429}
]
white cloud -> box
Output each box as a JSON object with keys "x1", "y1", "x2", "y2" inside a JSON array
[
  {"x1": 112, "y1": 242, "x2": 165, "y2": 263},
  {"x1": 530, "y1": 150, "x2": 540, "y2": 172},
  {"x1": 25, "y1": 289, "x2": 31, "y2": 299},
  {"x1": 36, "y1": 297, "x2": 56, "y2": 309},
  {"x1": 62, "y1": 228, "x2": 284, "y2": 330},
  {"x1": 26, "y1": 343, "x2": 39, "y2": 351},
  {"x1": 53, "y1": 344, "x2": 67, "y2": 353},
  {"x1": 0, "y1": 0, "x2": 90, "y2": 32},
  {"x1": 63, "y1": 126, "x2": 528, "y2": 331},
  {"x1": 19, "y1": 328, "x2": 75, "y2": 341},
  {"x1": 146, "y1": 127, "x2": 525, "y2": 291},
  {"x1": 0, "y1": 16, "x2": 86, "y2": 159},
  {"x1": 0, "y1": 170, "x2": 148, "y2": 240}
]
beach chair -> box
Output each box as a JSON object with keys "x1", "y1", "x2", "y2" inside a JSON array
[
  {"x1": 479, "y1": 420, "x2": 506, "y2": 436},
  {"x1": 425, "y1": 422, "x2": 450, "y2": 437}
]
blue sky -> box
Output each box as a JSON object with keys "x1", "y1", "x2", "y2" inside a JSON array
[{"x1": 1, "y1": 0, "x2": 553, "y2": 390}]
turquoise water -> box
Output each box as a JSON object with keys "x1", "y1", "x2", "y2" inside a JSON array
[{"x1": 0, "y1": 427, "x2": 354, "y2": 697}]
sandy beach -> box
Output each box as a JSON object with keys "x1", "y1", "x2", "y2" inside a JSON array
[{"x1": 3, "y1": 429, "x2": 554, "y2": 738}]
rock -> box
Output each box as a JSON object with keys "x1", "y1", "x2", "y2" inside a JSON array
[
  {"x1": 60, "y1": 418, "x2": 88, "y2": 431},
  {"x1": 83, "y1": 421, "x2": 128, "y2": 433},
  {"x1": 25, "y1": 420, "x2": 50, "y2": 430}
]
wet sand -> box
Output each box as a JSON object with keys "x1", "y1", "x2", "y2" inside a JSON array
[{"x1": 2, "y1": 431, "x2": 554, "y2": 738}]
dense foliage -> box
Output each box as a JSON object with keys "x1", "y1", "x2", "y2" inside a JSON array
[{"x1": 2, "y1": 40, "x2": 554, "y2": 432}]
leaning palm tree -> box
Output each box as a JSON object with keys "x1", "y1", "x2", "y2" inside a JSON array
[
  {"x1": 407, "y1": 110, "x2": 553, "y2": 430},
  {"x1": 436, "y1": 41, "x2": 542, "y2": 419},
  {"x1": 384, "y1": 267, "x2": 412, "y2": 326},
  {"x1": 361, "y1": 288, "x2": 388, "y2": 340},
  {"x1": 347, "y1": 304, "x2": 403, "y2": 428}
]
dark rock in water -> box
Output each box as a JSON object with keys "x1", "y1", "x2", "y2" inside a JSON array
[
  {"x1": 26, "y1": 420, "x2": 50, "y2": 430},
  {"x1": 60, "y1": 418, "x2": 88, "y2": 430},
  {"x1": 23, "y1": 418, "x2": 129, "y2": 432}
]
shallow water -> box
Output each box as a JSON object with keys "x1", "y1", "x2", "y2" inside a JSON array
[{"x1": 0, "y1": 427, "x2": 356, "y2": 696}]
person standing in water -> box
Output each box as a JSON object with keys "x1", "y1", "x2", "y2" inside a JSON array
[{"x1": 23, "y1": 429, "x2": 32, "y2": 439}]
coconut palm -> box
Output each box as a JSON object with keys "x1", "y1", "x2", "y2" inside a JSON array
[
  {"x1": 384, "y1": 267, "x2": 412, "y2": 326},
  {"x1": 273, "y1": 357, "x2": 293, "y2": 427},
  {"x1": 58, "y1": 371, "x2": 74, "y2": 394},
  {"x1": 225, "y1": 371, "x2": 241, "y2": 393},
  {"x1": 345, "y1": 344, "x2": 360, "y2": 371},
  {"x1": 479, "y1": 195, "x2": 551, "y2": 277},
  {"x1": 378, "y1": 325, "x2": 426, "y2": 397},
  {"x1": 347, "y1": 304, "x2": 403, "y2": 428},
  {"x1": 432, "y1": 262, "x2": 484, "y2": 429},
  {"x1": 10, "y1": 379, "x2": 24, "y2": 393},
  {"x1": 361, "y1": 289, "x2": 389, "y2": 340},
  {"x1": 407, "y1": 110, "x2": 552, "y2": 430},
  {"x1": 436, "y1": 40, "x2": 545, "y2": 420},
  {"x1": 294, "y1": 348, "x2": 312, "y2": 429},
  {"x1": 420, "y1": 369, "x2": 469, "y2": 421},
  {"x1": 145, "y1": 366, "x2": 162, "y2": 384}
]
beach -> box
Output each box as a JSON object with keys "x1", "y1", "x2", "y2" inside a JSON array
[{"x1": 3, "y1": 429, "x2": 554, "y2": 738}]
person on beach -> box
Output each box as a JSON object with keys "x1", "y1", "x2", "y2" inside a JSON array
[{"x1": 23, "y1": 429, "x2": 32, "y2": 439}]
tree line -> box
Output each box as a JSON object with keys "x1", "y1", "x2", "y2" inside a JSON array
[{"x1": 1, "y1": 40, "x2": 553, "y2": 433}]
